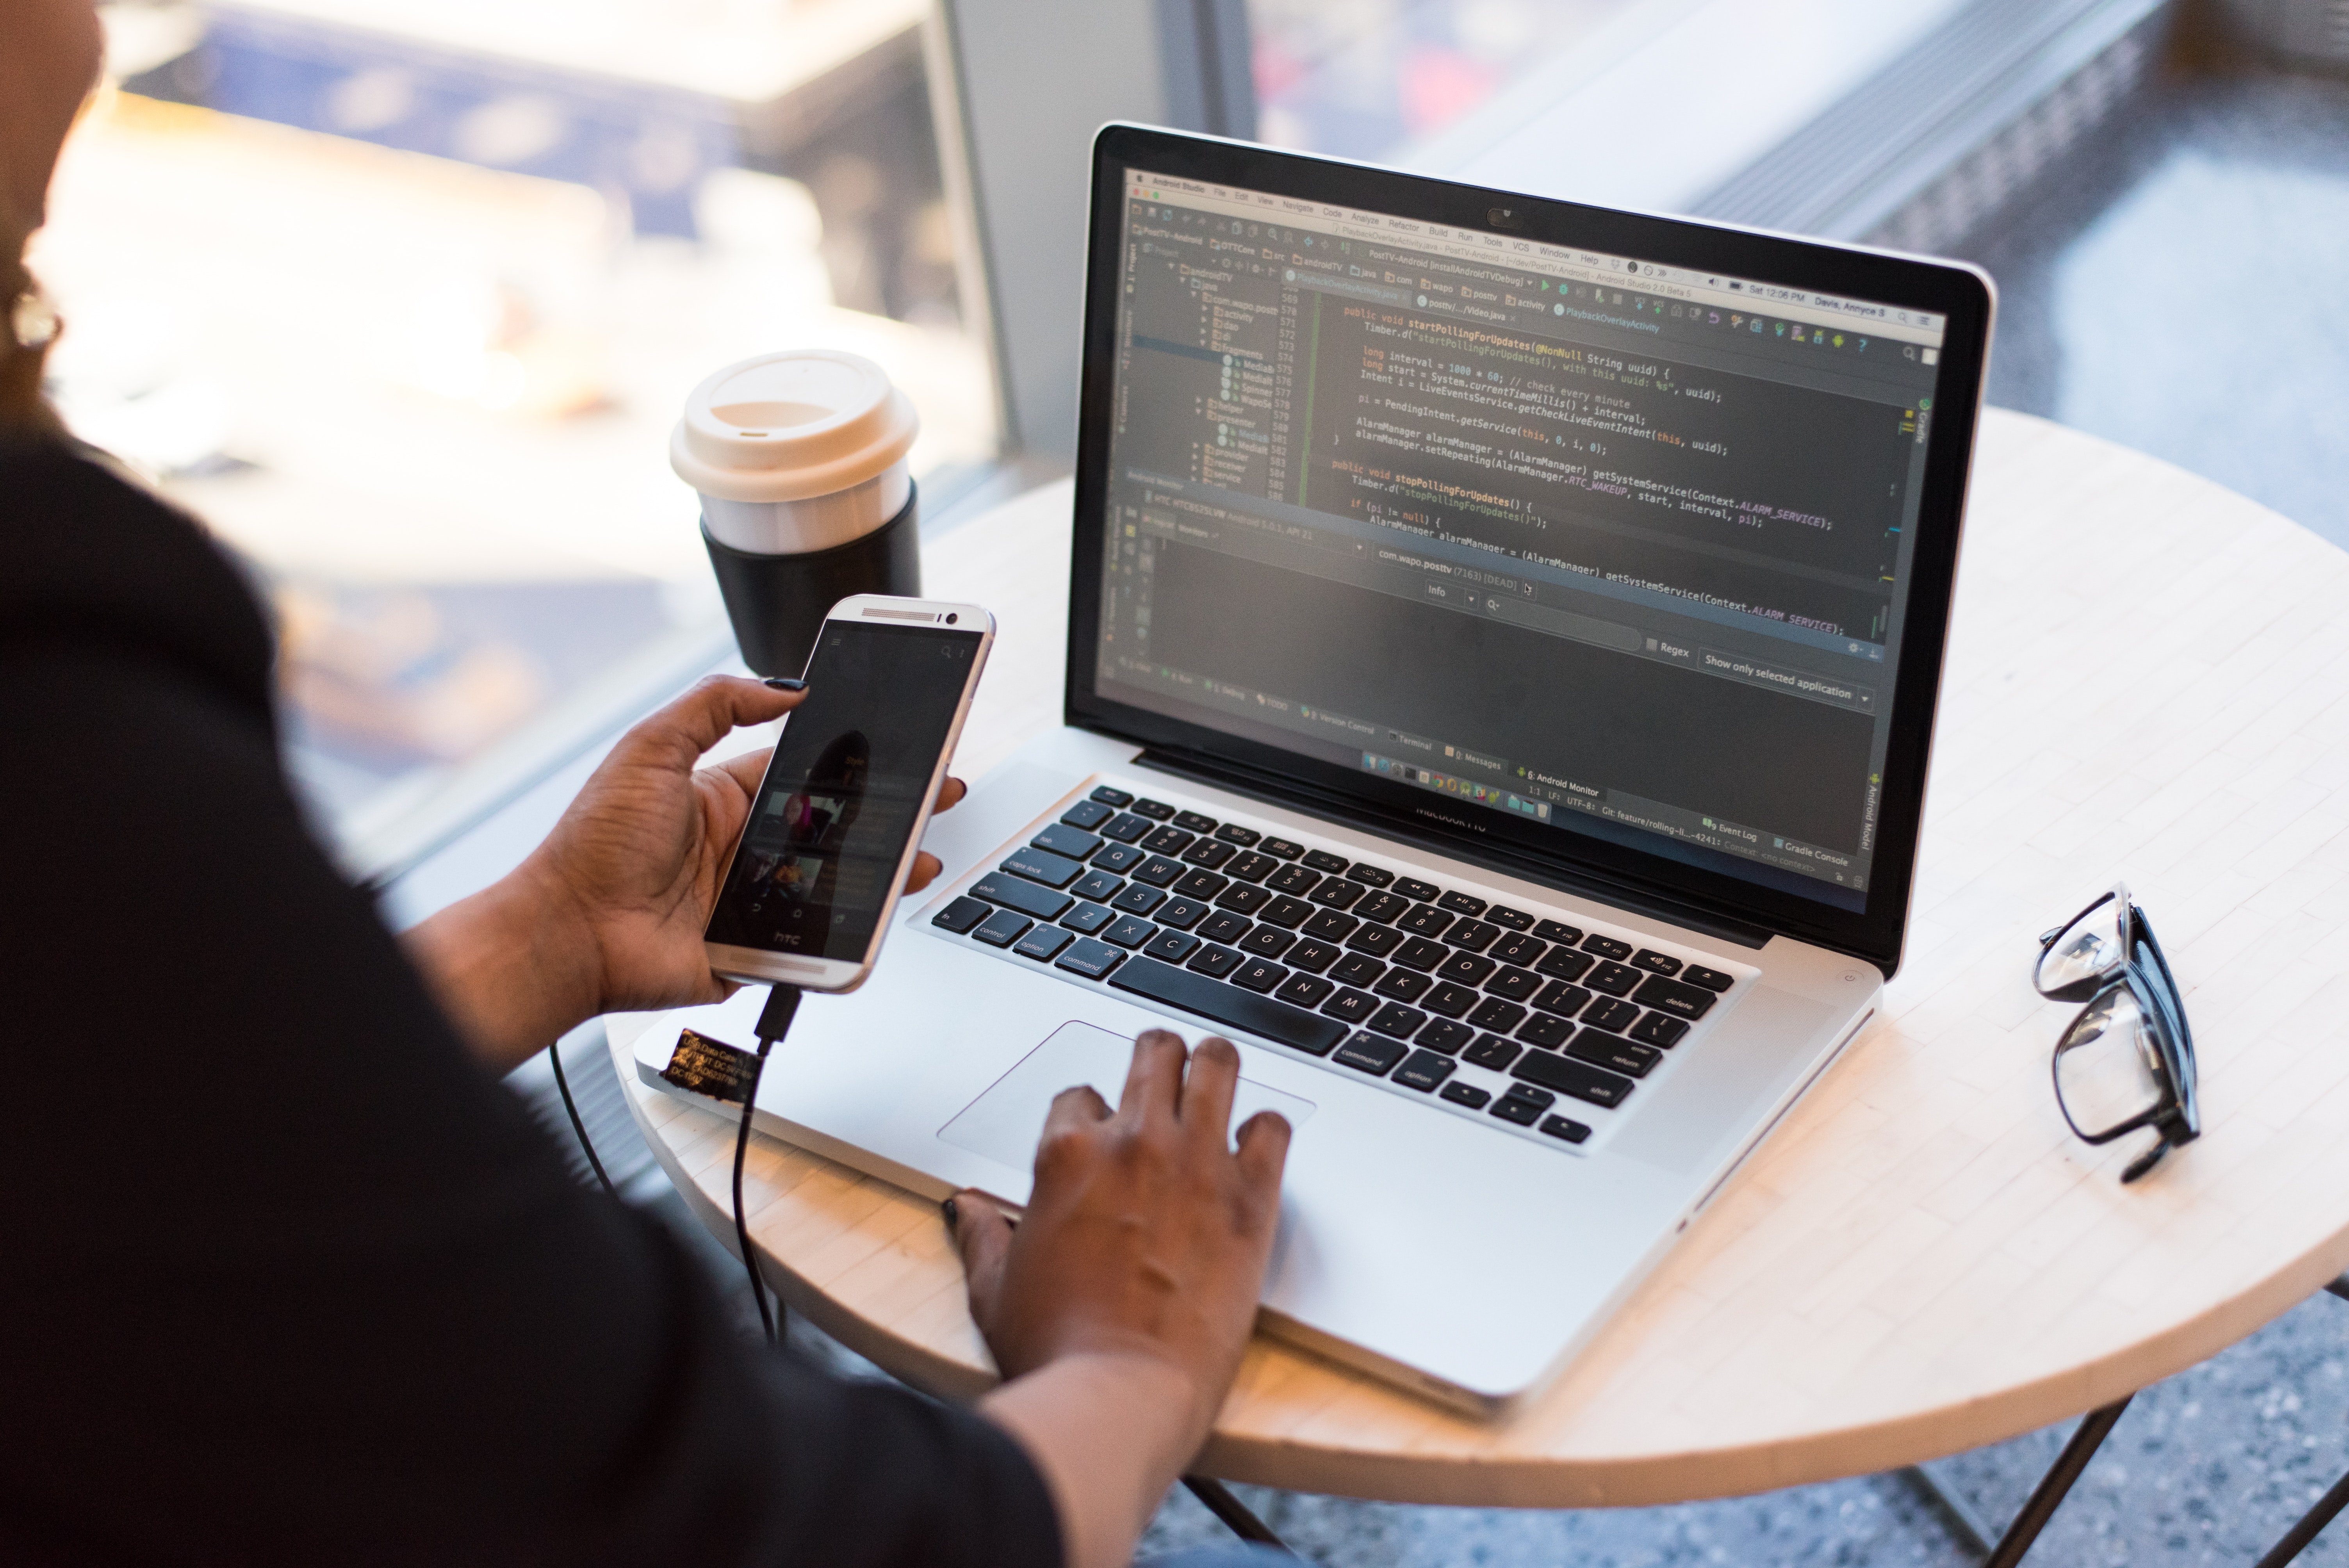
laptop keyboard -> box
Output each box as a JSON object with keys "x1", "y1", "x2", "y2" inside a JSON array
[{"x1": 923, "y1": 782, "x2": 1745, "y2": 1151}]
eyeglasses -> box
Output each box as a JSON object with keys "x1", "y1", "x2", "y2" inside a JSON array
[{"x1": 2034, "y1": 884, "x2": 2198, "y2": 1183}]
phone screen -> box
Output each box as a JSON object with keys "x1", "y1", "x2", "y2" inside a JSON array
[{"x1": 707, "y1": 620, "x2": 984, "y2": 962}]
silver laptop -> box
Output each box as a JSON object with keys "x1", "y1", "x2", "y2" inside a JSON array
[{"x1": 638, "y1": 125, "x2": 1994, "y2": 1416}]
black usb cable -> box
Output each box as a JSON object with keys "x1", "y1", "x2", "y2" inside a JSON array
[
  {"x1": 550, "y1": 1037, "x2": 618, "y2": 1199},
  {"x1": 737, "y1": 984, "x2": 802, "y2": 1344}
]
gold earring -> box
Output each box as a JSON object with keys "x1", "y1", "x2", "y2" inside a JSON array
[{"x1": 11, "y1": 287, "x2": 61, "y2": 350}]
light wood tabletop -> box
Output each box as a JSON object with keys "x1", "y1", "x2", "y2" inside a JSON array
[{"x1": 608, "y1": 407, "x2": 2349, "y2": 1509}]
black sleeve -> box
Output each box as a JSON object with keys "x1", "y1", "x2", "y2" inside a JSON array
[{"x1": 0, "y1": 454, "x2": 1061, "y2": 1568}]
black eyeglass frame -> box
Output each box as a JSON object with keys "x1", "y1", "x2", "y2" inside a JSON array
[{"x1": 2035, "y1": 885, "x2": 2199, "y2": 1183}]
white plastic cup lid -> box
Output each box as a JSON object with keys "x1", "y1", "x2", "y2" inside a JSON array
[{"x1": 669, "y1": 349, "x2": 919, "y2": 503}]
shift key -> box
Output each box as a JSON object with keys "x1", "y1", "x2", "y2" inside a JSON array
[{"x1": 969, "y1": 872, "x2": 1074, "y2": 922}]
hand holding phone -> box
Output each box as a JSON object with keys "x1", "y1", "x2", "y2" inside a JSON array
[{"x1": 705, "y1": 595, "x2": 994, "y2": 992}]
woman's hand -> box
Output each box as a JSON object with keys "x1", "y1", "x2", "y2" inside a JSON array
[
  {"x1": 957, "y1": 1031, "x2": 1291, "y2": 1568},
  {"x1": 404, "y1": 674, "x2": 962, "y2": 1072}
]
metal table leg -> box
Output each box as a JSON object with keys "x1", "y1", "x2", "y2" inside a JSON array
[
  {"x1": 1899, "y1": 1395, "x2": 2134, "y2": 1565},
  {"x1": 2247, "y1": 1274, "x2": 2349, "y2": 1567},
  {"x1": 1184, "y1": 1475, "x2": 1295, "y2": 1553}
]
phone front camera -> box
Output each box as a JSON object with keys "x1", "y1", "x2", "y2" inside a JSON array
[{"x1": 945, "y1": 613, "x2": 958, "y2": 624}]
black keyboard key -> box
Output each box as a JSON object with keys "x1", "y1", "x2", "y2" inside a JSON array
[
  {"x1": 1532, "y1": 980, "x2": 1592, "y2": 1018},
  {"x1": 1259, "y1": 837, "x2": 1305, "y2": 860},
  {"x1": 1489, "y1": 932, "x2": 1545, "y2": 967},
  {"x1": 1286, "y1": 939, "x2": 1341, "y2": 974},
  {"x1": 1393, "y1": 1049, "x2": 1456, "y2": 1092},
  {"x1": 1173, "y1": 810, "x2": 1218, "y2": 834},
  {"x1": 1516, "y1": 1011, "x2": 1574, "y2": 1049},
  {"x1": 1355, "y1": 890, "x2": 1412, "y2": 925},
  {"x1": 1513, "y1": 1048, "x2": 1635, "y2": 1108},
  {"x1": 1239, "y1": 926, "x2": 1297, "y2": 960},
  {"x1": 1468, "y1": 998, "x2": 1527, "y2": 1034},
  {"x1": 1393, "y1": 877, "x2": 1441, "y2": 903},
  {"x1": 1440, "y1": 1081, "x2": 1492, "y2": 1110},
  {"x1": 1275, "y1": 973, "x2": 1336, "y2": 1009},
  {"x1": 1367, "y1": 1002, "x2": 1428, "y2": 1038},
  {"x1": 1534, "y1": 919, "x2": 1584, "y2": 945},
  {"x1": 1629, "y1": 1012, "x2": 1690, "y2": 1048},
  {"x1": 1684, "y1": 964, "x2": 1737, "y2": 993},
  {"x1": 1535, "y1": 946, "x2": 1595, "y2": 983},
  {"x1": 1582, "y1": 997, "x2": 1642, "y2": 1033},
  {"x1": 1015, "y1": 925, "x2": 1075, "y2": 961},
  {"x1": 1447, "y1": 919, "x2": 1501, "y2": 953},
  {"x1": 1091, "y1": 842, "x2": 1148, "y2": 873},
  {"x1": 1581, "y1": 933, "x2": 1634, "y2": 961},
  {"x1": 1187, "y1": 944, "x2": 1243, "y2": 978},
  {"x1": 1335, "y1": 1032, "x2": 1408, "y2": 1076},
  {"x1": 1071, "y1": 869, "x2": 1125, "y2": 903},
  {"x1": 1215, "y1": 823, "x2": 1262, "y2": 846},
  {"x1": 1418, "y1": 1018, "x2": 1476, "y2": 1055},
  {"x1": 1588, "y1": 961, "x2": 1643, "y2": 997},
  {"x1": 1181, "y1": 839, "x2": 1237, "y2": 870},
  {"x1": 1372, "y1": 969, "x2": 1431, "y2": 1004},
  {"x1": 1061, "y1": 902, "x2": 1116, "y2": 935},
  {"x1": 1214, "y1": 883, "x2": 1273, "y2": 915},
  {"x1": 1032, "y1": 822, "x2": 1104, "y2": 860},
  {"x1": 1061, "y1": 799, "x2": 1116, "y2": 830},
  {"x1": 1540, "y1": 1115, "x2": 1593, "y2": 1144},
  {"x1": 932, "y1": 895, "x2": 990, "y2": 933},
  {"x1": 1321, "y1": 988, "x2": 1379, "y2": 1025},
  {"x1": 1089, "y1": 784, "x2": 1134, "y2": 808},
  {"x1": 973, "y1": 908, "x2": 1033, "y2": 947},
  {"x1": 1392, "y1": 936, "x2": 1449, "y2": 972},
  {"x1": 1141, "y1": 825, "x2": 1195, "y2": 856},
  {"x1": 1633, "y1": 975, "x2": 1720, "y2": 1021},
  {"x1": 1301, "y1": 910, "x2": 1357, "y2": 943},
  {"x1": 1110, "y1": 884, "x2": 1167, "y2": 916},
  {"x1": 1567, "y1": 1029, "x2": 1663, "y2": 1078},
  {"x1": 1438, "y1": 891, "x2": 1488, "y2": 917},
  {"x1": 1103, "y1": 915, "x2": 1158, "y2": 950},
  {"x1": 1131, "y1": 855, "x2": 1185, "y2": 887},
  {"x1": 1173, "y1": 869, "x2": 1229, "y2": 901},
  {"x1": 1145, "y1": 929, "x2": 1201, "y2": 964},
  {"x1": 1130, "y1": 798, "x2": 1176, "y2": 821},
  {"x1": 1632, "y1": 949, "x2": 1683, "y2": 976},
  {"x1": 1485, "y1": 966, "x2": 1542, "y2": 1003},
  {"x1": 971, "y1": 873, "x2": 1073, "y2": 921},
  {"x1": 1232, "y1": 959, "x2": 1290, "y2": 994},
  {"x1": 1422, "y1": 981, "x2": 1479, "y2": 1018},
  {"x1": 1303, "y1": 849, "x2": 1352, "y2": 875},
  {"x1": 1196, "y1": 911, "x2": 1251, "y2": 945},
  {"x1": 1343, "y1": 923, "x2": 1404, "y2": 958},
  {"x1": 1003, "y1": 846, "x2": 1084, "y2": 889},
  {"x1": 1486, "y1": 905, "x2": 1535, "y2": 931},
  {"x1": 1154, "y1": 896, "x2": 1210, "y2": 930},
  {"x1": 1348, "y1": 863, "x2": 1395, "y2": 888},
  {"x1": 1266, "y1": 863, "x2": 1322, "y2": 896},
  {"x1": 1464, "y1": 1033, "x2": 1521, "y2": 1071},
  {"x1": 1491, "y1": 1085, "x2": 1552, "y2": 1126},
  {"x1": 1107, "y1": 955, "x2": 1345, "y2": 1053},
  {"x1": 1308, "y1": 878, "x2": 1367, "y2": 910},
  {"x1": 1435, "y1": 951, "x2": 1496, "y2": 987},
  {"x1": 1257, "y1": 895, "x2": 1314, "y2": 929},
  {"x1": 1399, "y1": 905, "x2": 1455, "y2": 939},
  {"x1": 1226, "y1": 851, "x2": 1280, "y2": 884},
  {"x1": 1100, "y1": 813, "x2": 1152, "y2": 844},
  {"x1": 1329, "y1": 953, "x2": 1386, "y2": 989}
]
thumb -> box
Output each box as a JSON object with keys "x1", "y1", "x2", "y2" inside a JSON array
[{"x1": 946, "y1": 1190, "x2": 1016, "y2": 1334}]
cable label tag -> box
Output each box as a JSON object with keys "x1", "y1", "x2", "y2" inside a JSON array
[{"x1": 661, "y1": 1028, "x2": 758, "y2": 1106}]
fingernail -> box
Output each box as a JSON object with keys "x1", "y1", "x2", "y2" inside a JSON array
[
  {"x1": 763, "y1": 677, "x2": 806, "y2": 691},
  {"x1": 941, "y1": 1196, "x2": 960, "y2": 1231}
]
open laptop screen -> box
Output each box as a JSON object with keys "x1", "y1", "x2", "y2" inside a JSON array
[{"x1": 1085, "y1": 159, "x2": 1961, "y2": 922}]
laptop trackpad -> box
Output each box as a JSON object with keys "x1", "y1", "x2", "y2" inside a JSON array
[{"x1": 940, "y1": 1021, "x2": 1317, "y2": 1174}]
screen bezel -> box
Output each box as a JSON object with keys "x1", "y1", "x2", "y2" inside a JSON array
[
  {"x1": 1064, "y1": 123, "x2": 1993, "y2": 976},
  {"x1": 707, "y1": 597, "x2": 994, "y2": 992}
]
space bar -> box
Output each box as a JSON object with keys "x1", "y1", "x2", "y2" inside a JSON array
[{"x1": 1107, "y1": 957, "x2": 1348, "y2": 1055}]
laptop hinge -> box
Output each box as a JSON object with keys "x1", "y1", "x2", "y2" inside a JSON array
[{"x1": 1132, "y1": 745, "x2": 1776, "y2": 951}]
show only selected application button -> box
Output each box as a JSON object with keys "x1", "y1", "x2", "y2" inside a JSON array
[{"x1": 1693, "y1": 646, "x2": 1876, "y2": 713}]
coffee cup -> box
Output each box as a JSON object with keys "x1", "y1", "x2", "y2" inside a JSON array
[{"x1": 671, "y1": 349, "x2": 924, "y2": 676}]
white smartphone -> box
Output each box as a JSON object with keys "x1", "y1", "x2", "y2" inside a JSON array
[{"x1": 704, "y1": 593, "x2": 995, "y2": 992}]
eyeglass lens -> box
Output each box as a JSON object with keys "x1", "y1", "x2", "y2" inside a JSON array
[
  {"x1": 2037, "y1": 893, "x2": 2126, "y2": 996},
  {"x1": 2054, "y1": 984, "x2": 2168, "y2": 1138}
]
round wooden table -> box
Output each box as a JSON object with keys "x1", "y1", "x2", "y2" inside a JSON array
[{"x1": 608, "y1": 408, "x2": 2349, "y2": 1510}]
